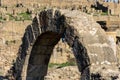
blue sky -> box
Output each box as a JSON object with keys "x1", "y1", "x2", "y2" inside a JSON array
[{"x1": 104, "y1": 0, "x2": 119, "y2": 3}]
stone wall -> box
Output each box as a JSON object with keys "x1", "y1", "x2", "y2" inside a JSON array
[{"x1": 0, "y1": 21, "x2": 31, "y2": 76}]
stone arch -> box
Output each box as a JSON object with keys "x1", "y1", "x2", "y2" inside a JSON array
[
  {"x1": 12, "y1": 9, "x2": 90, "y2": 80},
  {"x1": 12, "y1": 9, "x2": 116, "y2": 80},
  {"x1": 25, "y1": 30, "x2": 90, "y2": 80}
]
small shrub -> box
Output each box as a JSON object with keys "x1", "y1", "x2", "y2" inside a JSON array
[{"x1": 5, "y1": 40, "x2": 16, "y2": 45}]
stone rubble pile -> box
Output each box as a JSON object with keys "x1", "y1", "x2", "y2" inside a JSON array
[
  {"x1": 90, "y1": 64, "x2": 120, "y2": 80},
  {"x1": 45, "y1": 66, "x2": 80, "y2": 80}
]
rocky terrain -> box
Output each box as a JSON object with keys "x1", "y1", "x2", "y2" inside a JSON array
[
  {"x1": 44, "y1": 65, "x2": 120, "y2": 80},
  {"x1": 45, "y1": 66, "x2": 80, "y2": 80}
]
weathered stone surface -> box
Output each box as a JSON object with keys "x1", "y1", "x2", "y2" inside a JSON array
[
  {"x1": 10, "y1": 9, "x2": 116, "y2": 80},
  {"x1": 45, "y1": 66, "x2": 80, "y2": 80},
  {"x1": 0, "y1": 21, "x2": 32, "y2": 76}
]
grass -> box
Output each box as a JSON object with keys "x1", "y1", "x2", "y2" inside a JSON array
[
  {"x1": 6, "y1": 12, "x2": 32, "y2": 21},
  {"x1": 0, "y1": 71, "x2": 3, "y2": 75},
  {"x1": 48, "y1": 62, "x2": 76, "y2": 68},
  {"x1": 0, "y1": 16, "x2": 2, "y2": 21},
  {"x1": 101, "y1": 11, "x2": 108, "y2": 15},
  {"x1": 93, "y1": 13, "x2": 98, "y2": 16},
  {"x1": 92, "y1": 11, "x2": 108, "y2": 16},
  {"x1": 17, "y1": 12, "x2": 32, "y2": 20},
  {"x1": 7, "y1": 13, "x2": 15, "y2": 20},
  {"x1": 0, "y1": 16, "x2": 6, "y2": 22}
]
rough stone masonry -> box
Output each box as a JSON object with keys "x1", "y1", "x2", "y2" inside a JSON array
[{"x1": 11, "y1": 9, "x2": 116, "y2": 80}]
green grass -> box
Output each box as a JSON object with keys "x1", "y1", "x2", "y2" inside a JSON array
[
  {"x1": 6, "y1": 12, "x2": 32, "y2": 21},
  {"x1": 6, "y1": 13, "x2": 15, "y2": 20},
  {"x1": 8, "y1": 14, "x2": 15, "y2": 20},
  {"x1": 0, "y1": 71, "x2": 3, "y2": 75},
  {"x1": 0, "y1": 16, "x2": 2, "y2": 20},
  {"x1": 48, "y1": 63, "x2": 59, "y2": 68},
  {"x1": 101, "y1": 12, "x2": 108, "y2": 15},
  {"x1": 48, "y1": 62, "x2": 76, "y2": 68},
  {"x1": 17, "y1": 12, "x2": 32, "y2": 20},
  {"x1": 0, "y1": 16, "x2": 6, "y2": 21}
]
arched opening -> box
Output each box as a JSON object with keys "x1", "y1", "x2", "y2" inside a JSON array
[
  {"x1": 26, "y1": 31, "x2": 61, "y2": 80},
  {"x1": 7, "y1": 9, "x2": 93, "y2": 80},
  {"x1": 26, "y1": 31, "x2": 90, "y2": 80}
]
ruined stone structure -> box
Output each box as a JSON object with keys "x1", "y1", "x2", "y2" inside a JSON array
[
  {"x1": 10, "y1": 9, "x2": 117, "y2": 80},
  {"x1": 0, "y1": 0, "x2": 120, "y2": 79},
  {"x1": 93, "y1": 15, "x2": 120, "y2": 31}
]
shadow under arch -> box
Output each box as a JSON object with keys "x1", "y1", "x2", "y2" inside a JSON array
[
  {"x1": 26, "y1": 31, "x2": 62, "y2": 80},
  {"x1": 9, "y1": 9, "x2": 90, "y2": 80},
  {"x1": 25, "y1": 31, "x2": 90, "y2": 80}
]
